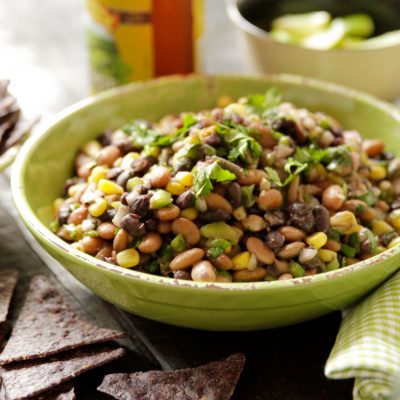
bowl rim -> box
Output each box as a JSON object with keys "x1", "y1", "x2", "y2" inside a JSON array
[
  {"x1": 11, "y1": 73, "x2": 400, "y2": 292},
  {"x1": 226, "y1": 0, "x2": 400, "y2": 53}
]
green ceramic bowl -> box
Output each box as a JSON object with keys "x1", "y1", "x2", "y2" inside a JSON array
[{"x1": 11, "y1": 75, "x2": 400, "y2": 331}]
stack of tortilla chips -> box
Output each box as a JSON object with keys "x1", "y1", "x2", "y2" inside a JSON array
[
  {"x1": 0, "y1": 80, "x2": 37, "y2": 159},
  {"x1": 0, "y1": 275, "x2": 126, "y2": 399}
]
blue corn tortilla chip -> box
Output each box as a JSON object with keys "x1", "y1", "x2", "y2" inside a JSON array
[
  {"x1": 0, "y1": 345, "x2": 124, "y2": 400},
  {"x1": 97, "y1": 353, "x2": 245, "y2": 400},
  {"x1": 0, "y1": 276, "x2": 125, "y2": 365},
  {"x1": 0, "y1": 270, "x2": 18, "y2": 324}
]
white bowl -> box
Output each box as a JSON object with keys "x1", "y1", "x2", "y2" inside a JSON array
[{"x1": 227, "y1": 0, "x2": 400, "y2": 100}]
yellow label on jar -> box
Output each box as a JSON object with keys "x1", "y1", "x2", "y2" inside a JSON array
[{"x1": 86, "y1": 0, "x2": 203, "y2": 92}]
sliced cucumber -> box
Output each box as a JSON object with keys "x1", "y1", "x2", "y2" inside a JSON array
[{"x1": 272, "y1": 11, "x2": 331, "y2": 40}]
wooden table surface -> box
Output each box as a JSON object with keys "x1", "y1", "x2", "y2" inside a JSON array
[{"x1": 0, "y1": 0, "x2": 353, "y2": 398}]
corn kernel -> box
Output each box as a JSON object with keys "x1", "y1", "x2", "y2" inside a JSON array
[
  {"x1": 82, "y1": 140, "x2": 101, "y2": 158},
  {"x1": 53, "y1": 198, "x2": 64, "y2": 215},
  {"x1": 330, "y1": 211, "x2": 360, "y2": 235},
  {"x1": 120, "y1": 152, "x2": 140, "y2": 170},
  {"x1": 67, "y1": 183, "x2": 84, "y2": 198},
  {"x1": 166, "y1": 181, "x2": 185, "y2": 195},
  {"x1": 388, "y1": 236, "x2": 400, "y2": 249},
  {"x1": 370, "y1": 164, "x2": 387, "y2": 181},
  {"x1": 326, "y1": 259, "x2": 340, "y2": 271},
  {"x1": 388, "y1": 210, "x2": 400, "y2": 230},
  {"x1": 232, "y1": 251, "x2": 250, "y2": 270},
  {"x1": 224, "y1": 245, "x2": 232, "y2": 254},
  {"x1": 98, "y1": 179, "x2": 124, "y2": 195},
  {"x1": 180, "y1": 207, "x2": 198, "y2": 221},
  {"x1": 143, "y1": 145, "x2": 160, "y2": 158},
  {"x1": 318, "y1": 249, "x2": 336, "y2": 263},
  {"x1": 217, "y1": 95, "x2": 233, "y2": 108},
  {"x1": 88, "y1": 166, "x2": 108, "y2": 184},
  {"x1": 233, "y1": 206, "x2": 247, "y2": 221},
  {"x1": 175, "y1": 171, "x2": 193, "y2": 187},
  {"x1": 126, "y1": 177, "x2": 143, "y2": 192},
  {"x1": 111, "y1": 201, "x2": 121, "y2": 209},
  {"x1": 372, "y1": 220, "x2": 393, "y2": 236},
  {"x1": 89, "y1": 198, "x2": 107, "y2": 217},
  {"x1": 306, "y1": 232, "x2": 328, "y2": 249},
  {"x1": 116, "y1": 248, "x2": 140, "y2": 268}
]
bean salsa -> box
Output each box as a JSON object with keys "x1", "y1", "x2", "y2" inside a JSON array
[{"x1": 52, "y1": 90, "x2": 400, "y2": 283}]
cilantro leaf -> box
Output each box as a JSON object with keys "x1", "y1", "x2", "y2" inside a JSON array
[
  {"x1": 245, "y1": 87, "x2": 282, "y2": 115},
  {"x1": 218, "y1": 123, "x2": 262, "y2": 165},
  {"x1": 193, "y1": 161, "x2": 237, "y2": 197},
  {"x1": 293, "y1": 146, "x2": 327, "y2": 164},
  {"x1": 123, "y1": 113, "x2": 197, "y2": 148},
  {"x1": 325, "y1": 145, "x2": 352, "y2": 173},
  {"x1": 356, "y1": 191, "x2": 377, "y2": 206},
  {"x1": 207, "y1": 239, "x2": 231, "y2": 259},
  {"x1": 341, "y1": 243, "x2": 358, "y2": 257},
  {"x1": 265, "y1": 158, "x2": 307, "y2": 187}
]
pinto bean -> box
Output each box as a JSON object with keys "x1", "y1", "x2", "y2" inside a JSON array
[
  {"x1": 113, "y1": 229, "x2": 129, "y2": 252},
  {"x1": 171, "y1": 217, "x2": 201, "y2": 245},
  {"x1": 155, "y1": 205, "x2": 180, "y2": 221},
  {"x1": 191, "y1": 261, "x2": 217, "y2": 282},
  {"x1": 138, "y1": 232, "x2": 162, "y2": 253},
  {"x1": 81, "y1": 236, "x2": 103, "y2": 255},
  {"x1": 257, "y1": 189, "x2": 283, "y2": 211},
  {"x1": 97, "y1": 145, "x2": 122, "y2": 167},
  {"x1": 363, "y1": 139, "x2": 384, "y2": 157},
  {"x1": 68, "y1": 207, "x2": 88, "y2": 225},
  {"x1": 214, "y1": 254, "x2": 233, "y2": 270},
  {"x1": 233, "y1": 267, "x2": 267, "y2": 282},
  {"x1": 170, "y1": 248, "x2": 205, "y2": 271},
  {"x1": 204, "y1": 193, "x2": 233, "y2": 214},
  {"x1": 246, "y1": 237, "x2": 275, "y2": 265},
  {"x1": 287, "y1": 175, "x2": 300, "y2": 204},
  {"x1": 322, "y1": 185, "x2": 345, "y2": 210},
  {"x1": 278, "y1": 226, "x2": 306, "y2": 242},
  {"x1": 148, "y1": 166, "x2": 170, "y2": 188},
  {"x1": 278, "y1": 242, "x2": 306, "y2": 259},
  {"x1": 243, "y1": 214, "x2": 265, "y2": 232},
  {"x1": 97, "y1": 222, "x2": 116, "y2": 240}
]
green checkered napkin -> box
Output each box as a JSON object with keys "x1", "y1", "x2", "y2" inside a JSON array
[{"x1": 325, "y1": 270, "x2": 400, "y2": 400}]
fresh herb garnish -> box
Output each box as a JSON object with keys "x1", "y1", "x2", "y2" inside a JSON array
[
  {"x1": 356, "y1": 191, "x2": 377, "y2": 206},
  {"x1": 341, "y1": 243, "x2": 358, "y2": 257},
  {"x1": 363, "y1": 228, "x2": 378, "y2": 252},
  {"x1": 293, "y1": 145, "x2": 327, "y2": 164},
  {"x1": 325, "y1": 145, "x2": 352, "y2": 173},
  {"x1": 217, "y1": 123, "x2": 262, "y2": 165},
  {"x1": 193, "y1": 161, "x2": 237, "y2": 197},
  {"x1": 265, "y1": 158, "x2": 307, "y2": 187},
  {"x1": 245, "y1": 87, "x2": 282, "y2": 115},
  {"x1": 123, "y1": 113, "x2": 197, "y2": 148},
  {"x1": 241, "y1": 185, "x2": 257, "y2": 208},
  {"x1": 208, "y1": 239, "x2": 231, "y2": 259}
]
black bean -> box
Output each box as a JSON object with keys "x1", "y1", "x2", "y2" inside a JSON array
[
  {"x1": 380, "y1": 231, "x2": 398, "y2": 247},
  {"x1": 360, "y1": 240, "x2": 372, "y2": 254},
  {"x1": 131, "y1": 156, "x2": 156, "y2": 175},
  {"x1": 58, "y1": 205, "x2": 71, "y2": 224},
  {"x1": 130, "y1": 194, "x2": 151, "y2": 217},
  {"x1": 63, "y1": 177, "x2": 82, "y2": 195},
  {"x1": 265, "y1": 210, "x2": 286, "y2": 228},
  {"x1": 227, "y1": 182, "x2": 242, "y2": 208},
  {"x1": 107, "y1": 167, "x2": 123, "y2": 180},
  {"x1": 98, "y1": 130, "x2": 113, "y2": 146},
  {"x1": 120, "y1": 192, "x2": 128, "y2": 206},
  {"x1": 120, "y1": 214, "x2": 146, "y2": 237},
  {"x1": 173, "y1": 270, "x2": 191, "y2": 280},
  {"x1": 271, "y1": 118, "x2": 306, "y2": 144},
  {"x1": 199, "y1": 209, "x2": 230, "y2": 223},
  {"x1": 114, "y1": 138, "x2": 135, "y2": 154},
  {"x1": 116, "y1": 169, "x2": 134, "y2": 189},
  {"x1": 99, "y1": 208, "x2": 117, "y2": 222},
  {"x1": 287, "y1": 203, "x2": 314, "y2": 233},
  {"x1": 304, "y1": 256, "x2": 324, "y2": 270},
  {"x1": 176, "y1": 190, "x2": 195, "y2": 209},
  {"x1": 313, "y1": 205, "x2": 330, "y2": 233},
  {"x1": 145, "y1": 218, "x2": 158, "y2": 232},
  {"x1": 204, "y1": 132, "x2": 221, "y2": 146},
  {"x1": 265, "y1": 231, "x2": 284, "y2": 250}
]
